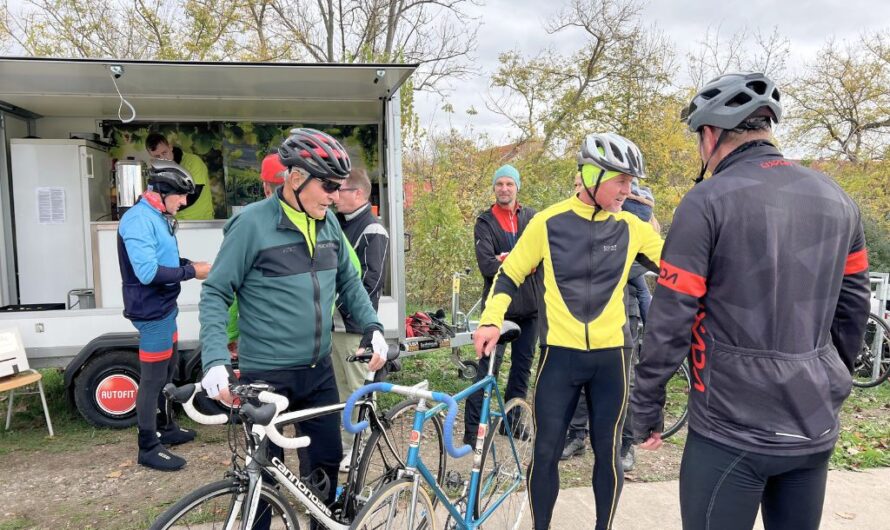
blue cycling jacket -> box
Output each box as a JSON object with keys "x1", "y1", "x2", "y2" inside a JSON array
[{"x1": 118, "y1": 197, "x2": 195, "y2": 321}]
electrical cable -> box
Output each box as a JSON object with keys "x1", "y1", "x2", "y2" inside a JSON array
[{"x1": 110, "y1": 73, "x2": 136, "y2": 123}]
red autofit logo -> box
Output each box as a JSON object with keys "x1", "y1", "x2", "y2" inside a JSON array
[{"x1": 95, "y1": 375, "x2": 138, "y2": 415}]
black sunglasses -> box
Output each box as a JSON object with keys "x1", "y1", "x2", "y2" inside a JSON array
[{"x1": 317, "y1": 178, "x2": 342, "y2": 193}]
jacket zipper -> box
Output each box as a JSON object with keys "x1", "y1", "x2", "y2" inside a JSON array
[
  {"x1": 585, "y1": 213, "x2": 594, "y2": 350},
  {"x1": 310, "y1": 254, "x2": 322, "y2": 367}
]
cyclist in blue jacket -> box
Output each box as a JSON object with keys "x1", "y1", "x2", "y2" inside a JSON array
[{"x1": 118, "y1": 159, "x2": 211, "y2": 471}]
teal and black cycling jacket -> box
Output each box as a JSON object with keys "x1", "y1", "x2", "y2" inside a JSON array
[{"x1": 200, "y1": 189, "x2": 382, "y2": 373}]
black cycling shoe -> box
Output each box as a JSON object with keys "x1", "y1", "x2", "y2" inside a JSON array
[
  {"x1": 159, "y1": 426, "x2": 196, "y2": 446},
  {"x1": 138, "y1": 445, "x2": 186, "y2": 471},
  {"x1": 560, "y1": 437, "x2": 586, "y2": 460}
]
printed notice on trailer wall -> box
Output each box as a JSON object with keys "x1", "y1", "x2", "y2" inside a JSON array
[{"x1": 37, "y1": 187, "x2": 66, "y2": 224}]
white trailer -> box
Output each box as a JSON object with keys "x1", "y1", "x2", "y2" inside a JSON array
[{"x1": 0, "y1": 57, "x2": 414, "y2": 427}]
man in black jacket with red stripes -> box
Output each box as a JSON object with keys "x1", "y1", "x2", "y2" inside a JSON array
[
  {"x1": 631, "y1": 72, "x2": 871, "y2": 530},
  {"x1": 463, "y1": 164, "x2": 541, "y2": 445}
]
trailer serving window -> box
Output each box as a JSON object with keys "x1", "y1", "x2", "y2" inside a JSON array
[{"x1": 99, "y1": 121, "x2": 383, "y2": 221}]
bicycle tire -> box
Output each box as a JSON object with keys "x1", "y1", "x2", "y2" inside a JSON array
[
  {"x1": 351, "y1": 478, "x2": 438, "y2": 530},
  {"x1": 473, "y1": 398, "x2": 535, "y2": 528},
  {"x1": 852, "y1": 313, "x2": 890, "y2": 388},
  {"x1": 149, "y1": 478, "x2": 299, "y2": 530},
  {"x1": 354, "y1": 398, "x2": 447, "y2": 505},
  {"x1": 661, "y1": 361, "x2": 691, "y2": 439}
]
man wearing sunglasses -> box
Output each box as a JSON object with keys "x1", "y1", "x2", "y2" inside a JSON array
[
  {"x1": 199, "y1": 129, "x2": 388, "y2": 525},
  {"x1": 117, "y1": 159, "x2": 211, "y2": 471},
  {"x1": 331, "y1": 167, "x2": 389, "y2": 471}
]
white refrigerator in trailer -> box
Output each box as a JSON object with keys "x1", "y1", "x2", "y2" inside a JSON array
[{"x1": 10, "y1": 139, "x2": 111, "y2": 306}]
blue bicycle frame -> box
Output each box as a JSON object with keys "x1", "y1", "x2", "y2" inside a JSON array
[{"x1": 344, "y1": 361, "x2": 527, "y2": 529}]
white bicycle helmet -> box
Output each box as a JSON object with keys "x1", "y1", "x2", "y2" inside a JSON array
[
  {"x1": 681, "y1": 72, "x2": 782, "y2": 132},
  {"x1": 577, "y1": 133, "x2": 646, "y2": 180}
]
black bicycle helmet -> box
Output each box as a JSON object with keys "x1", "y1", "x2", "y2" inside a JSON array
[
  {"x1": 147, "y1": 159, "x2": 195, "y2": 195},
  {"x1": 681, "y1": 72, "x2": 782, "y2": 132},
  {"x1": 278, "y1": 128, "x2": 351, "y2": 180}
]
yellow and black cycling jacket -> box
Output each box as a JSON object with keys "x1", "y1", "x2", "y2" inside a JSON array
[{"x1": 479, "y1": 195, "x2": 663, "y2": 350}]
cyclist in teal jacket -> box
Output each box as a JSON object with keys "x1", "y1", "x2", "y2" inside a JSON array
[{"x1": 199, "y1": 129, "x2": 388, "y2": 525}]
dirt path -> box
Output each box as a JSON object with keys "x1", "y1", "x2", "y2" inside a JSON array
[{"x1": 0, "y1": 421, "x2": 688, "y2": 529}]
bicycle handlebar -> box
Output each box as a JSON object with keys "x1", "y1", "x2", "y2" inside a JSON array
[
  {"x1": 342, "y1": 382, "x2": 472, "y2": 459},
  {"x1": 162, "y1": 383, "x2": 311, "y2": 450}
]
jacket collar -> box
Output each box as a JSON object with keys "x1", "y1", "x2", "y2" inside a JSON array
[
  {"x1": 141, "y1": 191, "x2": 166, "y2": 213},
  {"x1": 713, "y1": 140, "x2": 782, "y2": 175},
  {"x1": 568, "y1": 194, "x2": 618, "y2": 221},
  {"x1": 340, "y1": 202, "x2": 371, "y2": 223},
  {"x1": 274, "y1": 187, "x2": 327, "y2": 232}
]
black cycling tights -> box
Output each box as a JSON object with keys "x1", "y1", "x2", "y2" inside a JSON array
[
  {"x1": 528, "y1": 346, "x2": 632, "y2": 530},
  {"x1": 680, "y1": 429, "x2": 832, "y2": 530}
]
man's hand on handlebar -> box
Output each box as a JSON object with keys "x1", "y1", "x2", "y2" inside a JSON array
[
  {"x1": 357, "y1": 329, "x2": 389, "y2": 371},
  {"x1": 201, "y1": 364, "x2": 236, "y2": 405},
  {"x1": 473, "y1": 324, "x2": 501, "y2": 359}
]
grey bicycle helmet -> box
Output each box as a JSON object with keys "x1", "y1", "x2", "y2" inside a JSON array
[
  {"x1": 147, "y1": 159, "x2": 195, "y2": 195},
  {"x1": 681, "y1": 72, "x2": 782, "y2": 132},
  {"x1": 278, "y1": 128, "x2": 351, "y2": 180},
  {"x1": 577, "y1": 133, "x2": 646, "y2": 180}
]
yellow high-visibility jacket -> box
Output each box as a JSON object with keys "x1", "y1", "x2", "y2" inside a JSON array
[{"x1": 480, "y1": 195, "x2": 663, "y2": 351}]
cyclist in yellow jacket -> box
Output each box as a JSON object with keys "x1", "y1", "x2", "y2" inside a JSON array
[{"x1": 474, "y1": 133, "x2": 663, "y2": 530}]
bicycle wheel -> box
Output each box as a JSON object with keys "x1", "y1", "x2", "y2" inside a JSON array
[
  {"x1": 852, "y1": 313, "x2": 890, "y2": 388},
  {"x1": 351, "y1": 478, "x2": 438, "y2": 530},
  {"x1": 661, "y1": 361, "x2": 691, "y2": 439},
  {"x1": 354, "y1": 399, "x2": 447, "y2": 504},
  {"x1": 149, "y1": 478, "x2": 299, "y2": 530},
  {"x1": 474, "y1": 398, "x2": 535, "y2": 529}
]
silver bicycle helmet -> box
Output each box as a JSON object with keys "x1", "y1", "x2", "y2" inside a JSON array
[
  {"x1": 681, "y1": 72, "x2": 782, "y2": 132},
  {"x1": 577, "y1": 133, "x2": 646, "y2": 179},
  {"x1": 147, "y1": 159, "x2": 195, "y2": 195},
  {"x1": 278, "y1": 128, "x2": 351, "y2": 180}
]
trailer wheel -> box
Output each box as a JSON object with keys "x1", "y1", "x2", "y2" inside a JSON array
[{"x1": 73, "y1": 350, "x2": 141, "y2": 428}]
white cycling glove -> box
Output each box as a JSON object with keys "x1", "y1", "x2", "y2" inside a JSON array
[
  {"x1": 371, "y1": 330, "x2": 389, "y2": 364},
  {"x1": 202, "y1": 365, "x2": 232, "y2": 399}
]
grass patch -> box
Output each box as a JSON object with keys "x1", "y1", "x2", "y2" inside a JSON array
[
  {"x1": 0, "y1": 517, "x2": 34, "y2": 530},
  {"x1": 0, "y1": 368, "x2": 128, "y2": 455},
  {"x1": 832, "y1": 384, "x2": 890, "y2": 469}
]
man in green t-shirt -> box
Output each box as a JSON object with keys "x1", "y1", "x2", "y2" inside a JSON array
[{"x1": 146, "y1": 133, "x2": 215, "y2": 220}]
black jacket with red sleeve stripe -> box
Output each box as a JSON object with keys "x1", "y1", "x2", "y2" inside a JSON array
[{"x1": 631, "y1": 140, "x2": 871, "y2": 456}]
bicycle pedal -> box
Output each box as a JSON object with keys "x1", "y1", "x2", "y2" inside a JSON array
[{"x1": 444, "y1": 470, "x2": 464, "y2": 489}]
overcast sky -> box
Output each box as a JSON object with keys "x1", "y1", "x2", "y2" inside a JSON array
[{"x1": 416, "y1": 0, "x2": 890, "y2": 143}]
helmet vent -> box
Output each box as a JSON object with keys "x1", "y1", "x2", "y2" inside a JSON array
[
  {"x1": 726, "y1": 92, "x2": 752, "y2": 108},
  {"x1": 746, "y1": 80, "x2": 768, "y2": 95},
  {"x1": 700, "y1": 88, "x2": 721, "y2": 100}
]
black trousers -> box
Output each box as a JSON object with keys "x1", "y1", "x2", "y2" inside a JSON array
[
  {"x1": 529, "y1": 345, "x2": 632, "y2": 530},
  {"x1": 240, "y1": 356, "x2": 342, "y2": 528},
  {"x1": 680, "y1": 429, "x2": 832, "y2": 530},
  {"x1": 464, "y1": 316, "x2": 537, "y2": 438},
  {"x1": 567, "y1": 316, "x2": 640, "y2": 456}
]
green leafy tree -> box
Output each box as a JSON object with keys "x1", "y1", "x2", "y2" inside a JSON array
[{"x1": 787, "y1": 34, "x2": 890, "y2": 163}]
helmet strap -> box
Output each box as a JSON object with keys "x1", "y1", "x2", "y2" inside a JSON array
[
  {"x1": 582, "y1": 166, "x2": 606, "y2": 214},
  {"x1": 695, "y1": 128, "x2": 726, "y2": 184},
  {"x1": 292, "y1": 172, "x2": 326, "y2": 222}
]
